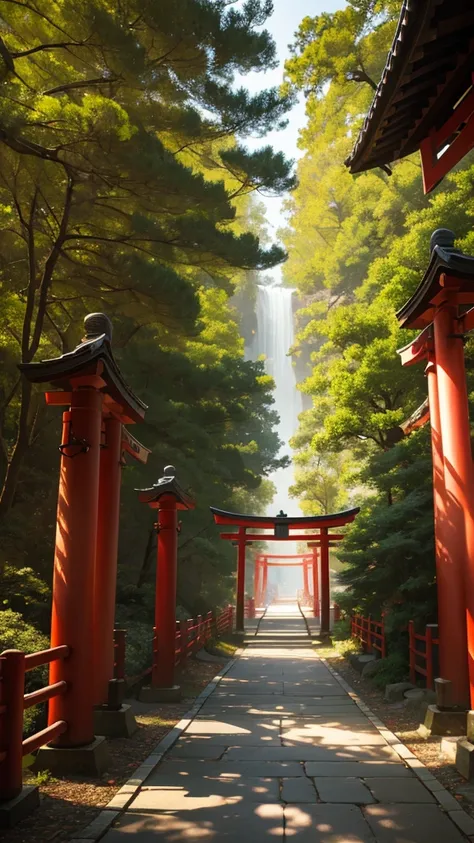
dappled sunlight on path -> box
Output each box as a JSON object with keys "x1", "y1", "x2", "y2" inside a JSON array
[{"x1": 100, "y1": 605, "x2": 470, "y2": 842}]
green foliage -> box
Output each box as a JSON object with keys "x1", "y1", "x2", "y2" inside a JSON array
[
  {"x1": 1, "y1": 564, "x2": 50, "y2": 630},
  {"x1": 369, "y1": 653, "x2": 409, "y2": 689},
  {"x1": 282, "y1": 4, "x2": 474, "y2": 635},
  {"x1": 0, "y1": 1, "x2": 291, "y2": 619},
  {"x1": 0, "y1": 0, "x2": 293, "y2": 519},
  {"x1": 0, "y1": 609, "x2": 49, "y2": 734},
  {"x1": 337, "y1": 429, "x2": 437, "y2": 634}
]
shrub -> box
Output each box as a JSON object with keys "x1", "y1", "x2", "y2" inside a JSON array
[
  {"x1": 369, "y1": 652, "x2": 409, "y2": 689},
  {"x1": 0, "y1": 609, "x2": 49, "y2": 735}
]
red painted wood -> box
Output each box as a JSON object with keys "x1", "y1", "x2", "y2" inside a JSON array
[
  {"x1": 236, "y1": 527, "x2": 246, "y2": 632},
  {"x1": 420, "y1": 83, "x2": 474, "y2": 194},
  {"x1": 49, "y1": 387, "x2": 102, "y2": 747},
  {"x1": 153, "y1": 495, "x2": 178, "y2": 688},
  {"x1": 426, "y1": 357, "x2": 468, "y2": 702},
  {"x1": 320, "y1": 530, "x2": 330, "y2": 635},
  {"x1": 220, "y1": 533, "x2": 345, "y2": 542},
  {"x1": 312, "y1": 548, "x2": 320, "y2": 619},
  {"x1": 0, "y1": 651, "x2": 25, "y2": 799},
  {"x1": 94, "y1": 416, "x2": 122, "y2": 707},
  {"x1": 433, "y1": 305, "x2": 472, "y2": 706}
]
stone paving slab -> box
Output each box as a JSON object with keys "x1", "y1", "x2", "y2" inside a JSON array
[
  {"x1": 130, "y1": 775, "x2": 281, "y2": 808},
  {"x1": 364, "y1": 777, "x2": 435, "y2": 804},
  {"x1": 281, "y1": 777, "x2": 318, "y2": 803},
  {"x1": 282, "y1": 725, "x2": 386, "y2": 746},
  {"x1": 101, "y1": 804, "x2": 285, "y2": 841},
  {"x1": 314, "y1": 777, "x2": 375, "y2": 804},
  {"x1": 283, "y1": 682, "x2": 348, "y2": 696},
  {"x1": 186, "y1": 717, "x2": 281, "y2": 733},
  {"x1": 305, "y1": 761, "x2": 414, "y2": 778},
  {"x1": 170, "y1": 735, "x2": 282, "y2": 754},
  {"x1": 224, "y1": 744, "x2": 403, "y2": 762},
  {"x1": 363, "y1": 803, "x2": 467, "y2": 842},
  {"x1": 284, "y1": 803, "x2": 374, "y2": 841},
  {"x1": 168, "y1": 741, "x2": 227, "y2": 759},
  {"x1": 280, "y1": 715, "x2": 378, "y2": 727},
  {"x1": 94, "y1": 607, "x2": 474, "y2": 843},
  {"x1": 145, "y1": 759, "x2": 307, "y2": 781}
]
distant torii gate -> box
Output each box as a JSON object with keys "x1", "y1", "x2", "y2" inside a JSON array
[
  {"x1": 210, "y1": 507, "x2": 359, "y2": 635},
  {"x1": 254, "y1": 553, "x2": 313, "y2": 607}
]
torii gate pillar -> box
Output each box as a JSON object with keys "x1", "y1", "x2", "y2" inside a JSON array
[
  {"x1": 18, "y1": 312, "x2": 147, "y2": 775},
  {"x1": 311, "y1": 547, "x2": 320, "y2": 619},
  {"x1": 137, "y1": 467, "x2": 195, "y2": 702},
  {"x1": 319, "y1": 529, "x2": 330, "y2": 636}
]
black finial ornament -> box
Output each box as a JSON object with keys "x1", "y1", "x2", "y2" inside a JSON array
[
  {"x1": 83, "y1": 312, "x2": 113, "y2": 342},
  {"x1": 430, "y1": 228, "x2": 455, "y2": 254},
  {"x1": 276, "y1": 509, "x2": 287, "y2": 518}
]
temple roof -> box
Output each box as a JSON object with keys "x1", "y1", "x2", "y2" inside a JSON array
[
  {"x1": 396, "y1": 230, "x2": 474, "y2": 329},
  {"x1": 137, "y1": 466, "x2": 195, "y2": 510},
  {"x1": 210, "y1": 506, "x2": 359, "y2": 530},
  {"x1": 346, "y1": 1, "x2": 474, "y2": 175},
  {"x1": 19, "y1": 314, "x2": 146, "y2": 424}
]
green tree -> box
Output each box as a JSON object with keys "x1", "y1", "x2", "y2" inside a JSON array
[
  {"x1": 282, "y1": 0, "x2": 474, "y2": 632},
  {"x1": 0, "y1": 0, "x2": 295, "y2": 514}
]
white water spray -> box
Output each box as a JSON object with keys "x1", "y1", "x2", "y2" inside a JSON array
[{"x1": 251, "y1": 284, "x2": 303, "y2": 595}]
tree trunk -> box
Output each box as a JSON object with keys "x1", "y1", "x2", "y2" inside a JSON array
[{"x1": 0, "y1": 379, "x2": 34, "y2": 518}]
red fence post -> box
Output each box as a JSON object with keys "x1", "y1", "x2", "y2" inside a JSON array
[
  {"x1": 179, "y1": 620, "x2": 188, "y2": 665},
  {"x1": 151, "y1": 626, "x2": 159, "y2": 686},
  {"x1": 113, "y1": 630, "x2": 126, "y2": 681},
  {"x1": 408, "y1": 621, "x2": 415, "y2": 685},
  {"x1": 426, "y1": 624, "x2": 434, "y2": 690},
  {"x1": 0, "y1": 650, "x2": 25, "y2": 801},
  {"x1": 366, "y1": 616, "x2": 373, "y2": 654}
]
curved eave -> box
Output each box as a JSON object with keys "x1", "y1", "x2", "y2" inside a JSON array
[
  {"x1": 210, "y1": 506, "x2": 360, "y2": 529},
  {"x1": 19, "y1": 335, "x2": 147, "y2": 423},
  {"x1": 396, "y1": 246, "x2": 474, "y2": 329},
  {"x1": 346, "y1": 1, "x2": 474, "y2": 175},
  {"x1": 346, "y1": 0, "x2": 431, "y2": 173},
  {"x1": 137, "y1": 478, "x2": 195, "y2": 510}
]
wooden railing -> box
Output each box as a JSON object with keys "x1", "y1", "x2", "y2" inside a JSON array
[
  {"x1": 113, "y1": 605, "x2": 235, "y2": 686},
  {"x1": 244, "y1": 598, "x2": 255, "y2": 619},
  {"x1": 408, "y1": 621, "x2": 439, "y2": 689},
  {"x1": 351, "y1": 614, "x2": 386, "y2": 658},
  {"x1": 0, "y1": 645, "x2": 70, "y2": 801},
  {"x1": 0, "y1": 604, "x2": 235, "y2": 805}
]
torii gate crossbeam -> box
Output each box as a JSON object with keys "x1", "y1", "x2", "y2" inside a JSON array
[{"x1": 210, "y1": 507, "x2": 359, "y2": 635}]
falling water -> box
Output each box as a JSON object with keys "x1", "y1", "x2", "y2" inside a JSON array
[{"x1": 251, "y1": 284, "x2": 303, "y2": 595}]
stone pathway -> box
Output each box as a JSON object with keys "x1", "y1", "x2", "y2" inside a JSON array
[{"x1": 101, "y1": 605, "x2": 473, "y2": 841}]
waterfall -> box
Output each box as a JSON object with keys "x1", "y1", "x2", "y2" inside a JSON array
[{"x1": 251, "y1": 284, "x2": 303, "y2": 595}]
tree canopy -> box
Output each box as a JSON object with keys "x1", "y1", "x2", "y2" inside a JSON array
[
  {"x1": 282, "y1": 0, "x2": 474, "y2": 635},
  {"x1": 0, "y1": 0, "x2": 294, "y2": 635}
]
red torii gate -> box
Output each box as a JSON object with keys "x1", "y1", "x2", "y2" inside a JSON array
[
  {"x1": 17, "y1": 313, "x2": 149, "y2": 774},
  {"x1": 397, "y1": 229, "x2": 474, "y2": 716},
  {"x1": 210, "y1": 507, "x2": 359, "y2": 635},
  {"x1": 254, "y1": 553, "x2": 313, "y2": 607}
]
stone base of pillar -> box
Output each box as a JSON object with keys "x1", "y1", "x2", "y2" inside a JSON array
[
  {"x1": 139, "y1": 685, "x2": 181, "y2": 703},
  {"x1": 0, "y1": 786, "x2": 39, "y2": 829},
  {"x1": 33, "y1": 736, "x2": 108, "y2": 777},
  {"x1": 93, "y1": 704, "x2": 138, "y2": 738},
  {"x1": 456, "y1": 739, "x2": 474, "y2": 780},
  {"x1": 418, "y1": 704, "x2": 467, "y2": 737}
]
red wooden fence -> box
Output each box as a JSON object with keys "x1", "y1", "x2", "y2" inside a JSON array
[
  {"x1": 1, "y1": 604, "x2": 236, "y2": 804},
  {"x1": 351, "y1": 614, "x2": 386, "y2": 658},
  {"x1": 0, "y1": 645, "x2": 70, "y2": 801},
  {"x1": 408, "y1": 621, "x2": 438, "y2": 689}
]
